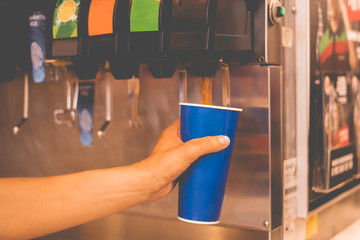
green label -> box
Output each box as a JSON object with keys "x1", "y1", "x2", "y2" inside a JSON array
[
  {"x1": 53, "y1": 0, "x2": 80, "y2": 39},
  {"x1": 130, "y1": 0, "x2": 160, "y2": 32}
]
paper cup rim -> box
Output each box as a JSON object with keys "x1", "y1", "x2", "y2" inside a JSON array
[
  {"x1": 180, "y1": 103, "x2": 243, "y2": 112},
  {"x1": 178, "y1": 216, "x2": 220, "y2": 225}
]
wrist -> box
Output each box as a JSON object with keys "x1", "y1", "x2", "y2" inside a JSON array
[{"x1": 130, "y1": 159, "x2": 169, "y2": 202}]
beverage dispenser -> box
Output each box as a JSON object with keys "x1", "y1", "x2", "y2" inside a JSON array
[
  {"x1": 129, "y1": 0, "x2": 177, "y2": 78},
  {"x1": 87, "y1": 0, "x2": 137, "y2": 79},
  {"x1": 0, "y1": 0, "x2": 303, "y2": 239},
  {"x1": 169, "y1": 0, "x2": 283, "y2": 69},
  {"x1": 166, "y1": 0, "x2": 285, "y2": 107},
  {"x1": 51, "y1": 0, "x2": 98, "y2": 145},
  {"x1": 164, "y1": 0, "x2": 286, "y2": 233},
  {"x1": 51, "y1": 0, "x2": 98, "y2": 79},
  {"x1": 86, "y1": 0, "x2": 129, "y2": 135},
  {"x1": 169, "y1": 0, "x2": 219, "y2": 79}
]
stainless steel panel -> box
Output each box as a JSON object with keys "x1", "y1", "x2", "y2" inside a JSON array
[
  {"x1": 222, "y1": 65, "x2": 271, "y2": 230},
  {"x1": 0, "y1": 66, "x2": 180, "y2": 178},
  {"x1": 270, "y1": 67, "x2": 283, "y2": 229},
  {"x1": 282, "y1": 0, "x2": 297, "y2": 160},
  {"x1": 266, "y1": 3, "x2": 283, "y2": 65},
  {"x1": 280, "y1": 1, "x2": 298, "y2": 239},
  {"x1": 253, "y1": 0, "x2": 282, "y2": 65},
  {"x1": 203, "y1": 65, "x2": 281, "y2": 230},
  {"x1": 35, "y1": 213, "x2": 270, "y2": 240},
  {"x1": 0, "y1": 63, "x2": 283, "y2": 239},
  {"x1": 129, "y1": 65, "x2": 278, "y2": 230},
  {"x1": 271, "y1": 227, "x2": 282, "y2": 240}
]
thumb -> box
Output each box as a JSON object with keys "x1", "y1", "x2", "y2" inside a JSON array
[
  {"x1": 179, "y1": 135, "x2": 231, "y2": 164},
  {"x1": 149, "y1": 135, "x2": 231, "y2": 183}
]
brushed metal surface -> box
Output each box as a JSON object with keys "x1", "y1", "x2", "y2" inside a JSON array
[
  {"x1": 36, "y1": 213, "x2": 270, "y2": 240},
  {"x1": 270, "y1": 67, "x2": 283, "y2": 229},
  {"x1": 282, "y1": 0, "x2": 297, "y2": 161},
  {"x1": 0, "y1": 64, "x2": 281, "y2": 238}
]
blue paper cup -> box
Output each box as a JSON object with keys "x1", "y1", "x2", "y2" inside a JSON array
[{"x1": 178, "y1": 103, "x2": 242, "y2": 224}]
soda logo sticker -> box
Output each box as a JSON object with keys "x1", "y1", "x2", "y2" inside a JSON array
[
  {"x1": 30, "y1": 21, "x2": 39, "y2": 27},
  {"x1": 88, "y1": 0, "x2": 116, "y2": 36},
  {"x1": 29, "y1": 11, "x2": 46, "y2": 83},
  {"x1": 77, "y1": 82, "x2": 95, "y2": 146},
  {"x1": 29, "y1": 14, "x2": 46, "y2": 21},
  {"x1": 79, "y1": 109, "x2": 93, "y2": 133},
  {"x1": 30, "y1": 42, "x2": 45, "y2": 83},
  {"x1": 30, "y1": 42, "x2": 44, "y2": 69},
  {"x1": 53, "y1": 0, "x2": 80, "y2": 39},
  {"x1": 57, "y1": 0, "x2": 78, "y2": 22},
  {"x1": 130, "y1": 0, "x2": 160, "y2": 32}
]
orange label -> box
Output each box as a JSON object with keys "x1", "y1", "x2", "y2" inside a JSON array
[{"x1": 88, "y1": 0, "x2": 116, "y2": 36}]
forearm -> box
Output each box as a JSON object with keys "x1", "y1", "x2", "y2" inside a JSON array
[
  {"x1": 0, "y1": 164, "x2": 152, "y2": 240},
  {"x1": 0, "y1": 120, "x2": 229, "y2": 239}
]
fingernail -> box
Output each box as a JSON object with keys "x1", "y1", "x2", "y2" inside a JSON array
[{"x1": 219, "y1": 136, "x2": 230, "y2": 146}]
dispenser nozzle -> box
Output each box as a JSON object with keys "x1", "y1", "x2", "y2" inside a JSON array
[
  {"x1": 53, "y1": 69, "x2": 79, "y2": 126},
  {"x1": 179, "y1": 67, "x2": 188, "y2": 103},
  {"x1": 128, "y1": 76, "x2": 141, "y2": 128},
  {"x1": 219, "y1": 59, "x2": 231, "y2": 107},
  {"x1": 97, "y1": 61, "x2": 113, "y2": 138},
  {"x1": 13, "y1": 73, "x2": 29, "y2": 135}
]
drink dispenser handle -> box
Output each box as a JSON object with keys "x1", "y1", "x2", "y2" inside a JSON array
[
  {"x1": 53, "y1": 78, "x2": 72, "y2": 125},
  {"x1": 219, "y1": 59, "x2": 231, "y2": 107},
  {"x1": 179, "y1": 67, "x2": 188, "y2": 103},
  {"x1": 53, "y1": 77, "x2": 77, "y2": 125},
  {"x1": 128, "y1": 75, "x2": 141, "y2": 128},
  {"x1": 97, "y1": 62, "x2": 113, "y2": 138},
  {"x1": 53, "y1": 68, "x2": 79, "y2": 126},
  {"x1": 13, "y1": 73, "x2": 29, "y2": 135},
  {"x1": 72, "y1": 76, "x2": 79, "y2": 113}
]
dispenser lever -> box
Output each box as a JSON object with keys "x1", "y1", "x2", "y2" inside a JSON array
[
  {"x1": 97, "y1": 63, "x2": 113, "y2": 138},
  {"x1": 13, "y1": 73, "x2": 29, "y2": 135},
  {"x1": 53, "y1": 70, "x2": 79, "y2": 126},
  {"x1": 54, "y1": 78, "x2": 76, "y2": 125},
  {"x1": 72, "y1": 76, "x2": 79, "y2": 114},
  {"x1": 98, "y1": 121, "x2": 111, "y2": 138},
  {"x1": 128, "y1": 76, "x2": 141, "y2": 128},
  {"x1": 179, "y1": 67, "x2": 188, "y2": 103},
  {"x1": 220, "y1": 60, "x2": 231, "y2": 107}
]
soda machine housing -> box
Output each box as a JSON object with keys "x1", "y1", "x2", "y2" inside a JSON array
[
  {"x1": 4, "y1": 0, "x2": 360, "y2": 239},
  {"x1": 0, "y1": 0, "x2": 287, "y2": 239}
]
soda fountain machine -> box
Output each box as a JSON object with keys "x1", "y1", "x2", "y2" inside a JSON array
[
  {"x1": 122, "y1": 1, "x2": 286, "y2": 239},
  {"x1": 128, "y1": 0, "x2": 177, "y2": 79},
  {"x1": 0, "y1": 0, "x2": 325, "y2": 240},
  {"x1": 5, "y1": 0, "x2": 360, "y2": 239}
]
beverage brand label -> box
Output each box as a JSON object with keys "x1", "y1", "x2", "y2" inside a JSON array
[
  {"x1": 29, "y1": 11, "x2": 46, "y2": 83},
  {"x1": 77, "y1": 82, "x2": 95, "y2": 146},
  {"x1": 88, "y1": 0, "x2": 116, "y2": 36},
  {"x1": 130, "y1": 0, "x2": 160, "y2": 32},
  {"x1": 53, "y1": 0, "x2": 80, "y2": 39}
]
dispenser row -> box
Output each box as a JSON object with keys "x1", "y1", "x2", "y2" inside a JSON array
[{"x1": 0, "y1": 0, "x2": 284, "y2": 82}]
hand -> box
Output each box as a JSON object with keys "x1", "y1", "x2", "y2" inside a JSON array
[{"x1": 137, "y1": 118, "x2": 231, "y2": 201}]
